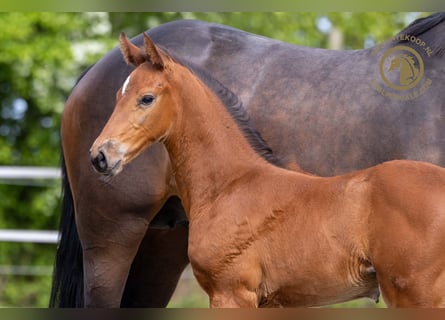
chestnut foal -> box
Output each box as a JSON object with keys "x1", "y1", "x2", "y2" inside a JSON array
[{"x1": 90, "y1": 33, "x2": 445, "y2": 307}]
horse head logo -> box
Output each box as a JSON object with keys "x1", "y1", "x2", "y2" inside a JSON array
[
  {"x1": 379, "y1": 45, "x2": 424, "y2": 91},
  {"x1": 387, "y1": 53, "x2": 420, "y2": 86}
]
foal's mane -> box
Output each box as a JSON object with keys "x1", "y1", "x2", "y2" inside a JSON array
[
  {"x1": 396, "y1": 12, "x2": 445, "y2": 56},
  {"x1": 163, "y1": 51, "x2": 284, "y2": 168}
]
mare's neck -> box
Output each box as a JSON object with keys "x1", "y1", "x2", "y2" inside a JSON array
[{"x1": 164, "y1": 67, "x2": 269, "y2": 217}]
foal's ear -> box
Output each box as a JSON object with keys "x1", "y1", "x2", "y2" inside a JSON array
[
  {"x1": 143, "y1": 32, "x2": 167, "y2": 69},
  {"x1": 119, "y1": 32, "x2": 145, "y2": 66}
]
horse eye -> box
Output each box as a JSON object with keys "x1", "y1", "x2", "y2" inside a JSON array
[{"x1": 139, "y1": 95, "x2": 155, "y2": 107}]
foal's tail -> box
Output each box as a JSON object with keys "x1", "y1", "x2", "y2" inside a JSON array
[{"x1": 49, "y1": 151, "x2": 84, "y2": 307}]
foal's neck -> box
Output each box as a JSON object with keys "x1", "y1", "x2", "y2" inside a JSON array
[{"x1": 164, "y1": 66, "x2": 269, "y2": 217}]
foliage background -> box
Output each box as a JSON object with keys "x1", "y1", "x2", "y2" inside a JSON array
[{"x1": 0, "y1": 12, "x2": 427, "y2": 307}]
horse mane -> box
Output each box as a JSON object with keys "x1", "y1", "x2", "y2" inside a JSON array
[
  {"x1": 161, "y1": 49, "x2": 284, "y2": 168},
  {"x1": 396, "y1": 12, "x2": 445, "y2": 56},
  {"x1": 191, "y1": 66, "x2": 285, "y2": 168}
]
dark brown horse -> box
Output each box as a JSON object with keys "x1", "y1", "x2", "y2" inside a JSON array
[
  {"x1": 90, "y1": 33, "x2": 445, "y2": 307},
  {"x1": 51, "y1": 13, "x2": 445, "y2": 307}
]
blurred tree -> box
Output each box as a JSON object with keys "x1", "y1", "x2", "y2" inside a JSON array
[
  {"x1": 105, "y1": 12, "x2": 426, "y2": 49},
  {"x1": 0, "y1": 12, "x2": 425, "y2": 307},
  {"x1": 0, "y1": 12, "x2": 117, "y2": 307}
]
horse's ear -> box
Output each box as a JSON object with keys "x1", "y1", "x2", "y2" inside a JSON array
[
  {"x1": 143, "y1": 33, "x2": 167, "y2": 69},
  {"x1": 119, "y1": 32, "x2": 145, "y2": 66}
]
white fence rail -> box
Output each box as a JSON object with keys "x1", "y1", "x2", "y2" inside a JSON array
[
  {"x1": 0, "y1": 166, "x2": 61, "y2": 186},
  {"x1": 0, "y1": 166, "x2": 196, "y2": 282},
  {"x1": 0, "y1": 229, "x2": 59, "y2": 276},
  {"x1": 0, "y1": 166, "x2": 61, "y2": 276},
  {"x1": 0, "y1": 166, "x2": 60, "y2": 243},
  {"x1": 0, "y1": 229, "x2": 59, "y2": 244},
  {"x1": 0, "y1": 166, "x2": 61, "y2": 180}
]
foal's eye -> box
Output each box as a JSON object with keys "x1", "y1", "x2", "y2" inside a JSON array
[{"x1": 139, "y1": 94, "x2": 155, "y2": 107}]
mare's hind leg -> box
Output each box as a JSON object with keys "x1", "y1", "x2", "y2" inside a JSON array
[
  {"x1": 121, "y1": 226, "x2": 189, "y2": 307},
  {"x1": 121, "y1": 197, "x2": 189, "y2": 307}
]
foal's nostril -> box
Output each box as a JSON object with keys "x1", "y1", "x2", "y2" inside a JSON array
[{"x1": 91, "y1": 151, "x2": 108, "y2": 173}]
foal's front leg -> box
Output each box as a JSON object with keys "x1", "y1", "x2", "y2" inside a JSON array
[{"x1": 209, "y1": 289, "x2": 258, "y2": 308}]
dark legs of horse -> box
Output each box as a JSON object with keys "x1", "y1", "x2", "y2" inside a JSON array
[
  {"x1": 50, "y1": 181, "x2": 189, "y2": 307},
  {"x1": 78, "y1": 207, "x2": 150, "y2": 307},
  {"x1": 72, "y1": 163, "x2": 173, "y2": 306},
  {"x1": 121, "y1": 227, "x2": 189, "y2": 306},
  {"x1": 122, "y1": 197, "x2": 189, "y2": 307}
]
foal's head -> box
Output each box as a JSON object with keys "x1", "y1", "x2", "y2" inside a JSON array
[{"x1": 90, "y1": 33, "x2": 181, "y2": 176}]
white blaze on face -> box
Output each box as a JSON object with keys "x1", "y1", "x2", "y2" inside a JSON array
[{"x1": 122, "y1": 75, "x2": 131, "y2": 95}]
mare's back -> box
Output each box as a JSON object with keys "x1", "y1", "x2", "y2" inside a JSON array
[{"x1": 147, "y1": 18, "x2": 445, "y2": 175}]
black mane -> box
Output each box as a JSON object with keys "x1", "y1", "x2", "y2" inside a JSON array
[
  {"x1": 396, "y1": 12, "x2": 445, "y2": 56},
  {"x1": 398, "y1": 12, "x2": 445, "y2": 37},
  {"x1": 164, "y1": 51, "x2": 284, "y2": 168}
]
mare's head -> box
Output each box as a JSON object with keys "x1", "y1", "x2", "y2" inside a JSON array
[{"x1": 90, "y1": 33, "x2": 180, "y2": 176}]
